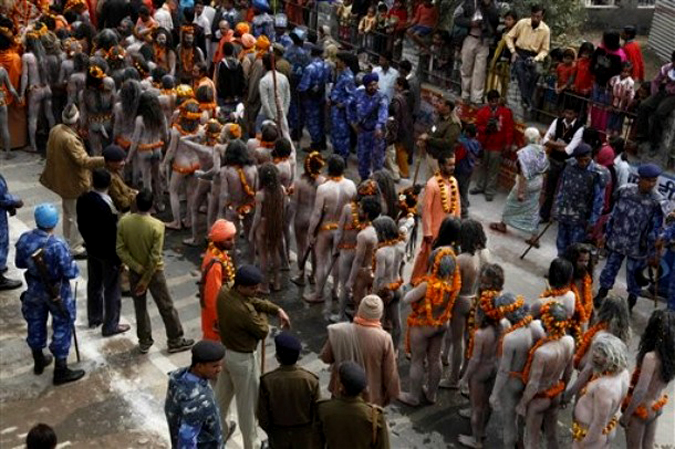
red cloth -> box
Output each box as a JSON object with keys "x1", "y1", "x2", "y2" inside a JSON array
[
  {"x1": 200, "y1": 250, "x2": 224, "y2": 341},
  {"x1": 412, "y1": 4, "x2": 438, "y2": 28},
  {"x1": 623, "y1": 41, "x2": 645, "y2": 82},
  {"x1": 572, "y1": 57, "x2": 594, "y2": 95},
  {"x1": 556, "y1": 63, "x2": 575, "y2": 88},
  {"x1": 475, "y1": 105, "x2": 514, "y2": 152},
  {"x1": 387, "y1": 7, "x2": 408, "y2": 31}
]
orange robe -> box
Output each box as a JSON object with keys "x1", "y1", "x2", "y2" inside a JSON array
[
  {"x1": 0, "y1": 48, "x2": 27, "y2": 149},
  {"x1": 200, "y1": 249, "x2": 234, "y2": 341},
  {"x1": 410, "y1": 175, "x2": 461, "y2": 284}
]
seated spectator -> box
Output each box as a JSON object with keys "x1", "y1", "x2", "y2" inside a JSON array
[
  {"x1": 635, "y1": 50, "x2": 675, "y2": 154},
  {"x1": 407, "y1": 0, "x2": 439, "y2": 47}
]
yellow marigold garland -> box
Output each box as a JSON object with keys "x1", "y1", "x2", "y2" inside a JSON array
[
  {"x1": 436, "y1": 172, "x2": 459, "y2": 215},
  {"x1": 206, "y1": 242, "x2": 235, "y2": 284}
]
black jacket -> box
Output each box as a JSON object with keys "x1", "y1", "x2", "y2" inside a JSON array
[
  {"x1": 76, "y1": 191, "x2": 119, "y2": 262},
  {"x1": 454, "y1": 0, "x2": 500, "y2": 44}
]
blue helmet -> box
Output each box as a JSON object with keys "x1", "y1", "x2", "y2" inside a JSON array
[{"x1": 34, "y1": 203, "x2": 59, "y2": 229}]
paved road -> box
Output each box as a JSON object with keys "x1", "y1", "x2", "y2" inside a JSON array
[{"x1": 0, "y1": 151, "x2": 672, "y2": 448}]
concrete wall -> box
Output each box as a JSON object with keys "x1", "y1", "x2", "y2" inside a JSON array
[{"x1": 584, "y1": 5, "x2": 655, "y2": 33}]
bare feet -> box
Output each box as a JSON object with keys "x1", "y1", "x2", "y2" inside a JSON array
[
  {"x1": 458, "y1": 434, "x2": 483, "y2": 448},
  {"x1": 165, "y1": 221, "x2": 182, "y2": 230},
  {"x1": 397, "y1": 392, "x2": 420, "y2": 407},
  {"x1": 458, "y1": 407, "x2": 471, "y2": 419},
  {"x1": 182, "y1": 238, "x2": 200, "y2": 247},
  {"x1": 290, "y1": 274, "x2": 306, "y2": 286},
  {"x1": 489, "y1": 222, "x2": 507, "y2": 233},
  {"x1": 439, "y1": 378, "x2": 459, "y2": 389},
  {"x1": 302, "y1": 292, "x2": 325, "y2": 304}
]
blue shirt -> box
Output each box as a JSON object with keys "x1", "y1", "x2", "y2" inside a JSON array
[
  {"x1": 348, "y1": 89, "x2": 389, "y2": 132},
  {"x1": 554, "y1": 160, "x2": 605, "y2": 226},
  {"x1": 15, "y1": 229, "x2": 79, "y2": 301},
  {"x1": 331, "y1": 68, "x2": 355, "y2": 105},
  {"x1": 0, "y1": 174, "x2": 20, "y2": 212},
  {"x1": 285, "y1": 44, "x2": 310, "y2": 83},
  {"x1": 165, "y1": 367, "x2": 223, "y2": 449},
  {"x1": 276, "y1": 33, "x2": 293, "y2": 48},
  {"x1": 298, "y1": 57, "x2": 331, "y2": 94}
]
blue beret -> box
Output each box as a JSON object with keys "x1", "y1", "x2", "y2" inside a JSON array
[
  {"x1": 191, "y1": 340, "x2": 225, "y2": 363},
  {"x1": 235, "y1": 264, "x2": 263, "y2": 286},
  {"x1": 572, "y1": 143, "x2": 592, "y2": 157},
  {"x1": 275, "y1": 332, "x2": 301, "y2": 353},
  {"x1": 363, "y1": 72, "x2": 379, "y2": 86},
  {"x1": 338, "y1": 361, "x2": 368, "y2": 396},
  {"x1": 637, "y1": 163, "x2": 662, "y2": 178},
  {"x1": 102, "y1": 144, "x2": 126, "y2": 162}
]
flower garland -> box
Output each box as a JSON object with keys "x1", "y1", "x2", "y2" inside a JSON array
[
  {"x1": 498, "y1": 315, "x2": 533, "y2": 356},
  {"x1": 571, "y1": 273, "x2": 593, "y2": 323},
  {"x1": 467, "y1": 292, "x2": 521, "y2": 359},
  {"x1": 466, "y1": 289, "x2": 500, "y2": 359},
  {"x1": 180, "y1": 47, "x2": 195, "y2": 75},
  {"x1": 540, "y1": 286, "x2": 572, "y2": 299},
  {"x1": 372, "y1": 237, "x2": 402, "y2": 271},
  {"x1": 237, "y1": 167, "x2": 255, "y2": 198},
  {"x1": 572, "y1": 416, "x2": 618, "y2": 441},
  {"x1": 206, "y1": 242, "x2": 235, "y2": 284},
  {"x1": 173, "y1": 123, "x2": 197, "y2": 136},
  {"x1": 405, "y1": 248, "x2": 461, "y2": 353},
  {"x1": 436, "y1": 173, "x2": 459, "y2": 215},
  {"x1": 328, "y1": 175, "x2": 343, "y2": 182},
  {"x1": 573, "y1": 322, "x2": 608, "y2": 369},
  {"x1": 534, "y1": 380, "x2": 566, "y2": 399},
  {"x1": 273, "y1": 156, "x2": 290, "y2": 164},
  {"x1": 621, "y1": 367, "x2": 670, "y2": 420},
  {"x1": 304, "y1": 151, "x2": 325, "y2": 180},
  {"x1": 344, "y1": 201, "x2": 362, "y2": 231}
]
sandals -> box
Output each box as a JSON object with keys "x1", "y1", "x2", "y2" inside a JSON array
[{"x1": 489, "y1": 222, "x2": 507, "y2": 233}]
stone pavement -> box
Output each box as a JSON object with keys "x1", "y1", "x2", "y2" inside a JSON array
[{"x1": 0, "y1": 151, "x2": 673, "y2": 448}]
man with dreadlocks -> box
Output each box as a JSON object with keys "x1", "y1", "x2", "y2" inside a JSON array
[
  {"x1": 180, "y1": 119, "x2": 224, "y2": 246},
  {"x1": 563, "y1": 295, "x2": 630, "y2": 405},
  {"x1": 218, "y1": 139, "x2": 258, "y2": 260},
  {"x1": 20, "y1": 23, "x2": 56, "y2": 153},
  {"x1": 0, "y1": 65, "x2": 19, "y2": 158},
  {"x1": 250, "y1": 163, "x2": 286, "y2": 294},
  {"x1": 250, "y1": 121, "x2": 279, "y2": 165},
  {"x1": 329, "y1": 180, "x2": 381, "y2": 322},
  {"x1": 204, "y1": 123, "x2": 240, "y2": 230},
  {"x1": 344, "y1": 196, "x2": 383, "y2": 318},
  {"x1": 304, "y1": 156, "x2": 356, "y2": 308},
  {"x1": 398, "y1": 247, "x2": 461, "y2": 407},
  {"x1": 442, "y1": 219, "x2": 490, "y2": 388},
  {"x1": 79, "y1": 60, "x2": 115, "y2": 155},
  {"x1": 272, "y1": 137, "x2": 295, "y2": 269},
  {"x1": 176, "y1": 25, "x2": 205, "y2": 84},
  {"x1": 66, "y1": 52, "x2": 88, "y2": 107},
  {"x1": 291, "y1": 151, "x2": 325, "y2": 286},
  {"x1": 164, "y1": 98, "x2": 202, "y2": 230},
  {"x1": 531, "y1": 257, "x2": 576, "y2": 320},
  {"x1": 489, "y1": 293, "x2": 545, "y2": 449},
  {"x1": 458, "y1": 290, "x2": 510, "y2": 449},
  {"x1": 515, "y1": 301, "x2": 574, "y2": 449},
  {"x1": 113, "y1": 79, "x2": 142, "y2": 157},
  {"x1": 372, "y1": 215, "x2": 413, "y2": 351},
  {"x1": 127, "y1": 91, "x2": 167, "y2": 212},
  {"x1": 564, "y1": 243, "x2": 596, "y2": 338},
  {"x1": 572, "y1": 334, "x2": 630, "y2": 448},
  {"x1": 621, "y1": 309, "x2": 675, "y2": 448}
]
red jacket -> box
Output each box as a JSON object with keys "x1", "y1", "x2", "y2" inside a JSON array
[
  {"x1": 475, "y1": 105, "x2": 514, "y2": 152},
  {"x1": 623, "y1": 41, "x2": 645, "y2": 82}
]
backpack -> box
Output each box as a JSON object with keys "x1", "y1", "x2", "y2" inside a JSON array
[{"x1": 216, "y1": 57, "x2": 245, "y2": 101}]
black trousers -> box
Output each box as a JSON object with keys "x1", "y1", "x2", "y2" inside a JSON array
[
  {"x1": 86, "y1": 255, "x2": 121, "y2": 334},
  {"x1": 539, "y1": 158, "x2": 565, "y2": 222}
]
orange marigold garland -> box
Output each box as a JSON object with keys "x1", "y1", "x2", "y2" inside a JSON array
[
  {"x1": 573, "y1": 322, "x2": 608, "y2": 369},
  {"x1": 436, "y1": 173, "x2": 459, "y2": 215},
  {"x1": 466, "y1": 289, "x2": 500, "y2": 359},
  {"x1": 173, "y1": 122, "x2": 198, "y2": 136},
  {"x1": 206, "y1": 242, "x2": 235, "y2": 284},
  {"x1": 237, "y1": 167, "x2": 255, "y2": 198},
  {"x1": 405, "y1": 248, "x2": 462, "y2": 353},
  {"x1": 498, "y1": 314, "x2": 533, "y2": 356},
  {"x1": 621, "y1": 367, "x2": 670, "y2": 420}
]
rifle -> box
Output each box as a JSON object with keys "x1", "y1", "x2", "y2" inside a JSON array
[{"x1": 31, "y1": 248, "x2": 81, "y2": 362}]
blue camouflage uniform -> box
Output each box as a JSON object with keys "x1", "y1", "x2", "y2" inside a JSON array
[
  {"x1": 348, "y1": 88, "x2": 389, "y2": 180},
  {"x1": 600, "y1": 184, "x2": 665, "y2": 297},
  {"x1": 285, "y1": 44, "x2": 310, "y2": 139},
  {"x1": 252, "y1": 13, "x2": 275, "y2": 40},
  {"x1": 15, "y1": 229, "x2": 79, "y2": 359},
  {"x1": 330, "y1": 68, "x2": 355, "y2": 160},
  {"x1": 298, "y1": 56, "x2": 331, "y2": 150},
  {"x1": 0, "y1": 174, "x2": 21, "y2": 271},
  {"x1": 165, "y1": 367, "x2": 223, "y2": 449},
  {"x1": 276, "y1": 33, "x2": 293, "y2": 48},
  {"x1": 552, "y1": 159, "x2": 605, "y2": 255},
  {"x1": 661, "y1": 220, "x2": 675, "y2": 309}
]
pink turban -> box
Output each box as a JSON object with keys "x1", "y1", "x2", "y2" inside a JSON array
[
  {"x1": 241, "y1": 33, "x2": 256, "y2": 49},
  {"x1": 209, "y1": 219, "x2": 237, "y2": 242}
]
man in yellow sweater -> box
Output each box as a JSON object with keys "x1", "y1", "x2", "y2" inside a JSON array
[{"x1": 116, "y1": 189, "x2": 194, "y2": 354}]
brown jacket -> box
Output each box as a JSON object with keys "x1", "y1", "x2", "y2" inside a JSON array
[{"x1": 40, "y1": 124, "x2": 104, "y2": 199}]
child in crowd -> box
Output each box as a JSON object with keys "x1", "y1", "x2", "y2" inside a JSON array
[
  {"x1": 621, "y1": 25, "x2": 644, "y2": 82},
  {"x1": 571, "y1": 42, "x2": 595, "y2": 98},
  {"x1": 374, "y1": 2, "x2": 389, "y2": 54},
  {"x1": 607, "y1": 61, "x2": 635, "y2": 136},
  {"x1": 407, "y1": 0, "x2": 439, "y2": 47},
  {"x1": 424, "y1": 30, "x2": 451, "y2": 86},
  {"x1": 487, "y1": 10, "x2": 518, "y2": 98},
  {"x1": 387, "y1": 0, "x2": 408, "y2": 55},
  {"x1": 455, "y1": 123, "x2": 482, "y2": 218},
  {"x1": 537, "y1": 48, "x2": 563, "y2": 117},
  {"x1": 358, "y1": 5, "x2": 377, "y2": 50},
  {"x1": 336, "y1": 0, "x2": 354, "y2": 42},
  {"x1": 555, "y1": 48, "x2": 576, "y2": 103}
]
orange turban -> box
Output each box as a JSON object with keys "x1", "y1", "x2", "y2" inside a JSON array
[
  {"x1": 240, "y1": 33, "x2": 255, "y2": 49},
  {"x1": 235, "y1": 22, "x2": 250, "y2": 36},
  {"x1": 209, "y1": 219, "x2": 237, "y2": 242},
  {"x1": 255, "y1": 35, "x2": 270, "y2": 51}
]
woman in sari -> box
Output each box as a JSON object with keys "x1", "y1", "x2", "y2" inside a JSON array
[{"x1": 489, "y1": 127, "x2": 548, "y2": 246}]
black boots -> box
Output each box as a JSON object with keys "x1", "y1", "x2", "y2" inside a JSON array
[
  {"x1": 0, "y1": 274, "x2": 22, "y2": 291},
  {"x1": 32, "y1": 349, "x2": 53, "y2": 375},
  {"x1": 53, "y1": 358, "x2": 85, "y2": 386},
  {"x1": 628, "y1": 294, "x2": 638, "y2": 313},
  {"x1": 593, "y1": 287, "x2": 609, "y2": 309}
]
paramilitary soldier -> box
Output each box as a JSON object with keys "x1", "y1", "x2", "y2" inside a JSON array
[
  {"x1": 15, "y1": 203, "x2": 85, "y2": 385},
  {"x1": 258, "y1": 332, "x2": 321, "y2": 449}
]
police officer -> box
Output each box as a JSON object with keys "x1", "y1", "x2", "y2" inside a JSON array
[
  {"x1": 316, "y1": 361, "x2": 391, "y2": 449},
  {"x1": 258, "y1": 332, "x2": 321, "y2": 448},
  {"x1": 15, "y1": 203, "x2": 85, "y2": 385},
  {"x1": 330, "y1": 52, "x2": 356, "y2": 162},
  {"x1": 285, "y1": 28, "x2": 310, "y2": 143},
  {"x1": 597, "y1": 163, "x2": 666, "y2": 311},
  {"x1": 0, "y1": 173, "x2": 23, "y2": 290},
  {"x1": 298, "y1": 43, "x2": 331, "y2": 152}
]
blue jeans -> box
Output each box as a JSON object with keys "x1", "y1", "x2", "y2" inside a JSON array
[
  {"x1": 512, "y1": 56, "x2": 538, "y2": 107},
  {"x1": 556, "y1": 222, "x2": 587, "y2": 256}
]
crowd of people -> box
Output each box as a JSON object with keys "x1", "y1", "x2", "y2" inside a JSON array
[{"x1": 0, "y1": 0, "x2": 675, "y2": 448}]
